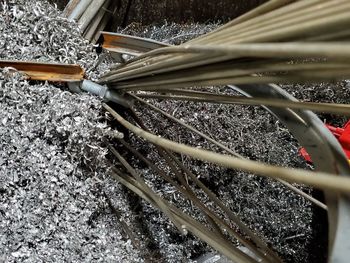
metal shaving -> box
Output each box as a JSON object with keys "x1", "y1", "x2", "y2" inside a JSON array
[
  {"x1": 0, "y1": 69, "x2": 143, "y2": 262},
  {"x1": 132, "y1": 87, "x2": 314, "y2": 263},
  {"x1": 0, "y1": 1, "x2": 338, "y2": 262},
  {"x1": 0, "y1": 1, "x2": 142, "y2": 262},
  {"x1": 117, "y1": 22, "x2": 220, "y2": 45},
  {"x1": 0, "y1": 0, "x2": 112, "y2": 80}
]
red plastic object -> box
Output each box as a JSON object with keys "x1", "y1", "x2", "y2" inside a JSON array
[
  {"x1": 299, "y1": 120, "x2": 350, "y2": 164},
  {"x1": 299, "y1": 148, "x2": 312, "y2": 163}
]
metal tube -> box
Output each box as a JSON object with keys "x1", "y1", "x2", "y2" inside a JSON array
[
  {"x1": 80, "y1": 80, "x2": 132, "y2": 108},
  {"x1": 83, "y1": 0, "x2": 111, "y2": 41},
  {"x1": 68, "y1": 0, "x2": 93, "y2": 21},
  {"x1": 78, "y1": 0, "x2": 107, "y2": 33},
  {"x1": 63, "y1": 0, "x2": 81, "y2": 17}
]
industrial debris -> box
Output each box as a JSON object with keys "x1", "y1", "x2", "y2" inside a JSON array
[
  {"x1": 0, "y1": 1, "x2": 140, "y2": 262},
  {"x1": 1, "y1": 0, "x2": 350, "y2": 263},
  {"x1": 0, "y1": 68, "x2": 145, "y2": 262}
]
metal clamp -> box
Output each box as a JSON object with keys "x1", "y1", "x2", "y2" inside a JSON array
[{"x1": 68, "y1": 80, "x2": 133, "y2": 108}]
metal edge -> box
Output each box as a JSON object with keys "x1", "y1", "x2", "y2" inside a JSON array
[
  {"x1": 100, "y1": 31, "x2": 170, "y2": 56},
  {"x1": 0, "y1": 60, "x2": 85, "y2": 82},
  {"x1": 231, "y1": 83, "x2": 350, "y2": 263}
]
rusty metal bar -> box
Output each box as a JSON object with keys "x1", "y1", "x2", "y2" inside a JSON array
[
  {"x1": 100, "y1": 31, "x2": 170, "y2": 56},
  {"x1": 0, "y1": 60, "x2": 85, "y2": 82}
]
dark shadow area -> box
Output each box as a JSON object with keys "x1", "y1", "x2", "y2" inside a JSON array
[{"x1": 53, "y1": 0, "x2": 266, "y2": 26}]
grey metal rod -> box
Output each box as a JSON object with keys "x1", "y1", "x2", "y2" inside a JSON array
[
  {"x1": 79, "y1": 80, "x2": 132, "y2": 108},
  {"x1": 68, "y1": 0, "x2": 93, "y2": 21},
  {"x1": 79, "y1": 0, "x2": 107, "y2": 32}
]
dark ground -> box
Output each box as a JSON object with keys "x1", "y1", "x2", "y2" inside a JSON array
[{"x1": 51, "y1": 0, "x2": 266, "y2": 26}]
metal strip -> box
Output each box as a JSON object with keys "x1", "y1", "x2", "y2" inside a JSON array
[
  {"x1": 231, "y1": 83, "x2": 350, "y2": 263},
  {"x1": 0, "y1": 60, "x2": 85, "y2": 82},
  {"x1": 100, "y1": 31, "x2": 170, "y2": 56}
]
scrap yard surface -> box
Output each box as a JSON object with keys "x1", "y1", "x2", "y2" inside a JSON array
[{"x1": 1, "y1": 1, "x2": 350, "y2": 263}]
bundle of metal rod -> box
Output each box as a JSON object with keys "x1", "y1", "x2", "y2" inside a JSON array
[
  {"x1": 136, "y1": 88, "x2": 350, "y2": 116},
  {"x1": 99, "y1": 0, "x2": 350, "y2": 89},
  {"x1": 104, "y1": 99, "x2": 349, "y2": 263},
  {"x1": 108, "y1": 140, "x2": 283, "y2": 263},
  {"x1": 99, "y1": 1, "x2": 350, "y2": 262},
  {"x1": 63, "y1": 0, "x2": 117, "y2": 42}
]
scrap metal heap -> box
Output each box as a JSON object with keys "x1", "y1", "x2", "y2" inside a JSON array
[
  {"x1": 0, "y1": 1, "x2": 141, "y2": 262},
  {"x1": 1, "y1": 0, "x2": 350, "y2": 263}
]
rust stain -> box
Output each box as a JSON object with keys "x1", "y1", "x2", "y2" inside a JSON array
[
  {"x1": 101, "y1": 31, "x2": 168, "y2": 55},
  {"x1": 0, "y1": 60, "x2": 85, "y2": 82},
  {"x1": 103, "y1": 34, "x2": 123, "y2": 46}
]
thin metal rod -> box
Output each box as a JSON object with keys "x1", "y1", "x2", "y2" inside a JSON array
[
  {"x1": 277, "y1": 180, "x2": 327, "y2": 210},
  {"x1": 118, "y1": 139, "x2": 273, "y2": 262},
  {"x1": 135, "y1": 92, "x2": 350, "y2": 117},
  {"x1": 166, "y1": 151, "x2": 283, "y2": 262},
  {"x1": 132, "y1": 94, "x2": 329, "y2": 210},
  {"x1": 113, "y1": 63, "x2": 348, "y2": 88},
  {"x1": 109, "y1": 145, "x2": 185, "y2": 234},
  {"x1": 104, "y1": 103, "x2": 350, "y2": 194},
  {"x1": 128, "y1": 111, "x2": 281, "y2": 262},
  {"x1": 191, "y1": 0, "x2": 296, "y2": 42},
  {"x1": 190, "y1": 0, "x2": 324, "y2": 44},
  {"x1": 131, "y1": 94, "x2": 243, "y2": 158},
  {"x1": 110, "y1": 170, "x2": 260, "y2": 263},
  {"x1": 113, "y1": 69, "x2": 350, "y2": 92}
]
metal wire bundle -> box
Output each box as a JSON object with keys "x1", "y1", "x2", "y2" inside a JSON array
[
  {"x1": 100, "y1": 0, "x2": 350, "y2": 89},
  {"x1": 96, "y1": 0, "x2": 350, "y2": 262}
]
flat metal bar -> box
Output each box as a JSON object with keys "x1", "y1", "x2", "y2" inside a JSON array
[
  {"x1": 0, "y1": 60, "x2": 85, "y2": 82},
  {"x1": 100, "y1": 31, "x2": 170, "y2": 56}
]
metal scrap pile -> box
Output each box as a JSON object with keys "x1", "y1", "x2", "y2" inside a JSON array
[
  {"x1": 0, "y1": 1, "x2": 142, "y2": 262},
  {"x1": 0, "y1": 0, "x2": 111, "y2": 80},
  {"x1": 0, "y1": 1, "x2": 326, "y2": 263}
]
